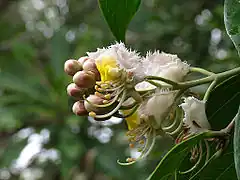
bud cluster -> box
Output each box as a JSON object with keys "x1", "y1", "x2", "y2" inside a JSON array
[{"x1": 64, "y1": 42, "x2": 212, "y2": 165}]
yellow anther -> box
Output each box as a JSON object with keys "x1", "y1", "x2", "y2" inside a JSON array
[
  {"x1": 97, "y1": 88, "x2": 104, "y2": 92},
  {"x1": 104, "y1": 94, "x2": 111, "y2": 100},
  {"x1": 103, "y1": 100, "x2": 109, "y2": 104},
  {"x1": 96, "y1": 81, "x2": 102, "y2": 86},
  {"x1": 101, "y1": 83, "x2": 109, "y2": 89},
  {"x1": 95, "y1": 85, "x2": 99, "y2": 90},
  {"x1": 89, "y1": 111, "x2": 96, "y2": 118},
  {"x1": 126, "y1": 158, "x2": 136, "y2": 163},
  {"x1": 139, "y1": 140, "x2": 145, "y2": 144},
  {"x1": 129, "y1": 143, "x2": 134, "y2": 148},
  {"x1": 126, "y1": 158, "x2": 131, "y2": 162},
  {"x1": 95, "y1": 92, "x2": 102, "y2": 97}
]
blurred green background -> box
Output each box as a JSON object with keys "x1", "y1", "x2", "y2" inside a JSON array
[{"x1": 0, "y1": 0, "x2": 239, "y2": 179}]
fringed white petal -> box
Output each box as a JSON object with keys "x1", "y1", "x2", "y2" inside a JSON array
[
  {"x1": 139, "y1": 89, "x2": 176, "y2": 127},
  {"x1": 180, "y1": 97, "x2": 211, "y2": 133},
  {"x1": 143, "y1": 51, "x2": 190, "y2": 82}
]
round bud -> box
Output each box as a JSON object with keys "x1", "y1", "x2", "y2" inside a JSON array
[
  {"x1": 64, "y1": 59, "x2": 82, "y2": 76},
  {"x1": 82, "y1": 60, "x2": 101, "y2": 81},
  {"x1": 72, "y1": 101, "x2": 88, "y2": 116},
  {"x1": 78, "y1": 56, "x2": 90, "y2": 66},
  {"x1": 67, "y1": 83, "x2": 85, "y2": 98},
  {"x1": 73, "y1": 71, "x2": 96, "y2": 88},
  {"x1": 84, "y1": 94, "x2": 103, "y2": 112}
]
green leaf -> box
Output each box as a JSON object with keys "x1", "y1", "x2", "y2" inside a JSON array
[
  {"x1": 98, "y1": 0, "x2": 141, "y2": 42},
  {"x1": 195, "y1": 74, "x2": 240, "y2": 180},
  {"x1": 224, "y1": 0, "x2": 240, "y2": 55},
  {"x1": 234, "y1": 106, "x2": 240, "y2": 179},
  {"x1": 187, "y1": 140, "x2": 235, "y2": 180},
  {"x1": 206, "y1": 74, "x2": 240, "y2": 130},
  {"x1": 147, "y1": 132, "x2": 209, "y2": 180}
]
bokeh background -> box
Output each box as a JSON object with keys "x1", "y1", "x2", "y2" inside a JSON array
[{"x1": 0, "y1": 0, "x2": 239, "y2": 179}]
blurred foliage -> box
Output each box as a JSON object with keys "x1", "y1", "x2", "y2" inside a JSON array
[{"x1": 0, "y1": 0, "x2": 239, "y2": 179}]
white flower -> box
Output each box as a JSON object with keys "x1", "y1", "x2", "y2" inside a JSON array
[
  {"x1": 139, "y1": 89, "x2": 177, "y2": 128},
  {"x1": 86, "y1": 42, "x2": 143, "y2": 81},
  {"x1": 180, "y1": 97, "x2": 211, "y2": 133},
  {"x1": 144, "y1": 51, "x2": 189, "y2": 81},
  {"x1": 135, "y1": 51, "x2": 189, "y2": 91}
]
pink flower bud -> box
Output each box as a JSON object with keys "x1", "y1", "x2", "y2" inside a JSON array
[
  {"x1": 72, "y1": 101, "x2": 88, "y2": 116},
  {"x1": 84, "y1": 95, "x2": 104, "y2": 112},
  {"x1": 78, "y1": 56, "x2": 90, "y2": 66},
  {"x1": 82, "y1": 60, "x2": 101, "y2": 81},
  {"x1": 67, "y1": 83, "x2": 85, "y2": 98},
  {"x1": 64, "y1": 59, "x2": 82, "y2": 76},
  {"x1": 73, "y1": 71, "x2": 96, "y2": 88}
]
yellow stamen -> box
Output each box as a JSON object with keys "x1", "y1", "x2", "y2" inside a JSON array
[
  {"x1": 95, "y1": 92, "x2": 102, "y2": 97},
  {"x1": 103, "y1": 100, "x2": 109, "y2": 104},
  {"x1": 104, "y1": 94, "x2": 111, "y2": 100},
  {"x1": 101, "y1": 83, "x2": 109, "y2": 89},
  {"x1": 126, "y1": 158, "x2": 136, "y2": 162},
  {"x1": 89, "y1": 111, "x2": 96, "y2": 118},
  {"x1": 96, "y1": 81, "x2": 102, "y2": 86},
  {"x1": 129, "y1": 143, "x2": 134, "y2": 148}
]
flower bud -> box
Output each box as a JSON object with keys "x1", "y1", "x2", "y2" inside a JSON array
[
  {"x1": 67, "y1": 83, "x2": 85, "y2": 98},
  {"x1": 73, "y1": 71, "x2": 96, "y2": 88},
  {"x1": 84, "y1": 94, "x2": 104, "y2": 112},
  {"x1": 82, "y1": 59, "x2": 101, "y2": 80},
  {"x1": 72, "y1": 101, "x2": 88, "y2": 116},
  {"x1": 78, "y1": 56, "x2": 90, "y2": 66},
  {"x1": 64, "y1": 59, "x2": 82, "y2": 76}
]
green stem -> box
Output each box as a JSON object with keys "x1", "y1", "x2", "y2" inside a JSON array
[
  {"x1": 144, "y1": 76, "x2": 179, "y2": 87},
  {"x1": 178, "y1": 67, "x2": 240, "y2": 89},
  {"x1": 190, "y1": 67, "x2": 215, "y2": 76},
  {"x1": 203, "y1": 80, "x2": 217, "y2": 101},
  {"x1": 145, "y1": 79, "x2": 163, "y2": 88},
  {"x1": 143, "y1": 67, "x2": 240, "y2": 91}
]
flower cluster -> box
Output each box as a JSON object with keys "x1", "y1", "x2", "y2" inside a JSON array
[{"x1": 64, "y1": 42, "x2": 211, "y2": 164}]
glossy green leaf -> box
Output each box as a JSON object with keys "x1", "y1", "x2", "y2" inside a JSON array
[
  {"x1": 98, "y1": 0, "x2": 141, "y2": 42},
  {"x1": 195, "y1": 73, "x2": 240, "y2": 180},
  {"x1": 187, "y1": 140, "x2": 235, "y2": 180},
  {"x1": 234, "y1": 106, "x2": 240, "y2": 179},
  {"x1": 224, "y1": 0, "x2": 240, "y2": 55},
  {"x1": 206, "y1": 74, "x2": 240, "y2": 130},
  {"x1": 147, "y1": 132, "x2": 209, "y2": 180}
]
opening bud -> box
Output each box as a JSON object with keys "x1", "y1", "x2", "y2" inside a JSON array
[
  {"x1": 64, "y1": 59, "x2": 82, "y2": 76},
  {"x1": 73, "y1": 71, "x2": 96, "y2": 88}
]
